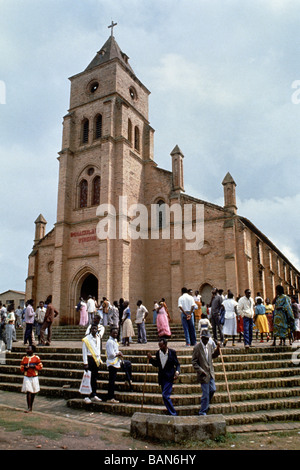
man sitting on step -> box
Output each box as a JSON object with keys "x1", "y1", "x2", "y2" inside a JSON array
[{"x1": 106, "y1": 327, "x2": 132, "y2": 404}]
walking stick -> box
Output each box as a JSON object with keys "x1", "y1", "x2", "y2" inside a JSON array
[
  {"x1": 219, "y1": 347, "x2": 233, "y2": 411},
  {"x1": 141, "y1": 356, "x2": 150, "y2": 412}
]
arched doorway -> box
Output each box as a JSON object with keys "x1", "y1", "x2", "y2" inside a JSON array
[
  {"x1": 199, "y1": 283, "x2": 213, "y2": 305},
  {"x1": 80, "y1": 274, "x2": 98, "y2": 301},
  {"x1": 69, "y1": 268, "x2": 99, "y2": 325}
]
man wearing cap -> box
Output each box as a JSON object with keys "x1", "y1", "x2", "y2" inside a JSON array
[{"x1": 192, "y1": 331, "x2": 221, "y2": 415}]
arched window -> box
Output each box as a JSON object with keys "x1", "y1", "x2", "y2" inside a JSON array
[
  {"x1": 79, "y1": 179, "x2": 88, "y2": 208},
  {"x1": 134, "y1": 125, "x2": 140, "y2": 151},
  {"x1": 95, "y1": 114, "x2": 102, "y2": 140},
  {"x1": 128, "y1": 119, "x2": 132, "y2": 143},
  {"x1": 92, "y1": 175, "x2": 100, "y2": 206},
  {"x1": 157, "y1": 199, "x2": 166, "y2": 230},
  {"x1": 82, "y1": 119, "x2": 89, "y2": 144}
]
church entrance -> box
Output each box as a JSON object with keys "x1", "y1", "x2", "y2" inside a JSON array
[
  {"x1": 199, "y1": 283, "x2": 213, "y2": 305},
  {"x1": 80, "y1": 274, "x2": 98, "y2": 302}
]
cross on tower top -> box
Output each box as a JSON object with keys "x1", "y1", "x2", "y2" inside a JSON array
[{"x1": 108, "y1": 20, "x2": 117, "y2": 37}]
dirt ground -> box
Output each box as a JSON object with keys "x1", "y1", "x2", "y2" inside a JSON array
[{"x1": 0, "y1": 407, "x2": 300, "y2": 452}]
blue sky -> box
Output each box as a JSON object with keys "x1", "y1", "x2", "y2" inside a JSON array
[{"x1": 1, "y1": 0, "x2": 300, "y2": 293}]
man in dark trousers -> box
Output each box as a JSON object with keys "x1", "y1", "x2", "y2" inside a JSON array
[
  {"x1": 209, "y1": 288, "x2": 224, "y2": 344},
  {"x1": 192, "y1": 330, "x2": 220, "y2": 415},
  {"x1": 147, "y1": 338, "x2": 180, "y2": 416},
  {"x1": 39, "y1": 295, "x2": 59, "y2": 346}
]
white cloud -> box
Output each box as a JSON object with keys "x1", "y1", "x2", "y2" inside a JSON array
[{"x1": 237, "y1": 195, "x2": 300, "y2": 270}]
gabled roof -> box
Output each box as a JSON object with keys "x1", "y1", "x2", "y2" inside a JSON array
[
  {"x1": 0, "y1": 290, "x2": 25, "y2": 296},
  {"x1": 85, "y1": 35, "x2": 135, "y2": 75}
]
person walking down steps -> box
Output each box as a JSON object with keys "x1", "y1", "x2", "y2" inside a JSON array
[
  {"x1": 147, "y1": 338, "x2": 180, "y2": 416},
  {"x1": 192, "y1": 330, "x2": 220, "y2": 416}
]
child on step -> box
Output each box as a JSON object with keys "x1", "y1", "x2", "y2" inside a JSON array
[{"x1": 20, "y1": 345, "x2": 43, "y2": 413}]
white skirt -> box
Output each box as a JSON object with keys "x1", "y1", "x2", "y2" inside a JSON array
[
  {"x1": 223, "y1": 317, "x2": 237, "y2": 336},
  {"x1": 295, "y1": 318, "x2": 300, "y2": 332},
  {"x1": 22, "y1": 376, "x2": 40, "y2": 394}
]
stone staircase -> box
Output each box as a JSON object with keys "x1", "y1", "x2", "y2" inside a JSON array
[
  {"x1": 1, "y1": 327, "x2": 300, "y2": 430},
  {"x1": 14, "y1": 323, "x2": 184, "y2": 342}
]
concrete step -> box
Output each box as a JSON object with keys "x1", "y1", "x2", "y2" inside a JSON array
[
  {"x1": 1, "y1": 367, "x2": 300, "y2": 406},
  {"x1": 2, "y1": 337, "x2": 300, "y2": 430},
  {"x1": 15, "y1": 324, "x2": 187, "y2": 342},
  {"x1": 2, "y1": 362, "x2": 300, "y2": 387},
  {"x1": 65, "y1": 395, "x2": 300, "y2": 422}
]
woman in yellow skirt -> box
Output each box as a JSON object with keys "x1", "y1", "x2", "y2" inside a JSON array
[
  {"x1": 193, "y1": 291, "x2": 202, "y2": 323},
  {"x1": 265, "y1": 298, "x2": 274, "y2": 338},
  {"x1": 254, "y1": 298, "x2": 270, "y2": 342}
]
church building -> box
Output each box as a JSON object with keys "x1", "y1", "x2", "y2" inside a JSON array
[{"x1": 25, "y1": 28, "x2": 300, "y2": 324}]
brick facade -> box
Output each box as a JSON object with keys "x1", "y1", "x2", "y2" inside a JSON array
[{"x1": 26, "y1": 34, "x2": 300, "y2": 324}]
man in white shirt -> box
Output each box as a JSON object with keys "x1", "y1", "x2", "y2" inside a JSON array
[
  {"x1": 87, "y1": 296, "x2": 96, "y2": 325},
  {"x1": 35, "y1": 301, "x2": 46, "y2": 344},
  {"x1": 24, "y1": 299, "x2": 35, "y2": 346},
  {"x1": 105, "y1": 327, "x2": 132, "y2": 403},
  {"x1": 237, "y1": 289, "x2": 255, "y2": 348},
  {"x1": 178, "y1": 287, "x2": 197, "y2": 346},
  {"x1": 0, "y1": 304, "x2": 7, "y2": 319},
  {"x1": 147, "y1": 338, "x2": 180, "y2": 416},
  {"x1": 85, "y1": 314, "x2": 105, "y2": 339},
  {"x1": 5, "y1": 305, "x2": 15, "y2": 353},
  {"x1": 82, "y1": 324, "x2": 103, "y2": 403},
  {"x1": 135, "y1": 300, "x2": 148, "y2": 344}
]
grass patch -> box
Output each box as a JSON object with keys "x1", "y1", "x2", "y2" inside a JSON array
[
  {"x1": 135, "y1": 431, "x2": 238, "y2": 450},
  {"x1": 0, "y1": 409, "x2": 93, "y2": 441}
]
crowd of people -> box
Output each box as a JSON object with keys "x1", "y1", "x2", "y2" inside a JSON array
[
  {"x1": 0, "y1": 295, "x2": 59, "y2": 353},
  {"x1": 79, "y1": 283, "x2": 299, "y2": 416},
  {"x1": 1, "y1": 283, "x2": 299, "y2": 354},
  {"x1": 75, "y1": 296, "x2": 149, "y2": 346},
  {"x1": 81, "y1": 321, "x2": 220, "y2": 416},
  {"x1": 176, "y1": 285, "x2": 299, "y2": 349},
  {"x1": 1, "y1": 283, "x2": 298, "y2": 415}
]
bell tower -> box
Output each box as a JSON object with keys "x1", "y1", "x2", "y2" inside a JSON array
[{"x1": 52, "y1": 25, "x2": 154, "y2": 320}]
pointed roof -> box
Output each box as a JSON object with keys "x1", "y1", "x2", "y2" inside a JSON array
[
  {"x1": 222, "y1": 172, "x2": 236, "y2": 186},
  {"x1": 170, "y1": 145, "x2": 184, "y2": 157},
  {"x1": 34, "y1": 214, "x2": 47, "y2": 224},
  {"x1": 85, "y1": 35, "x2": 135, "y2": 74}
]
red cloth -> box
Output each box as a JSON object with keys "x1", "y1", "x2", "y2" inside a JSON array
[
  {"x1": 236, "y1": 315, "x2": 244, "y2": 333},
  {"x1": 20, "y1": 355, "x2": 43, "y2": 377}
]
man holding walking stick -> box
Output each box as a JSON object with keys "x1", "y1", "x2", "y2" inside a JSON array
[
  {"x1": 192, "y1": 330, "x2": 221, "y2": 415},
  {"x1": 147, "y1": 338, "x2": 180, "y2": 416}
]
